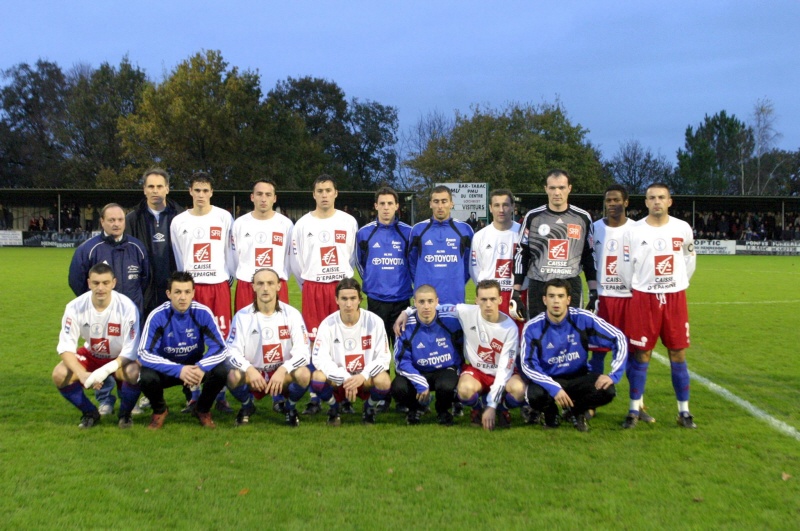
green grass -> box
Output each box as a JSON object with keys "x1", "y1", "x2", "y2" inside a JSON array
[{"x1": 1, "y1": 249, "x2": 799, "y2": 528}]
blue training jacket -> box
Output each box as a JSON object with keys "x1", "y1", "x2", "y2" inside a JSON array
[
  {"x1": 356, "y1": 218, "x2": 413, "y2": 302},
  {"x1": 519, "y1": 307, "x2": 628, "y2": 397},
  {"x1": 408, "y1": 217, "x2": 473, "y2": 305},
  {"x1": 394, "y1": 309, "x2": 462, "y2": 393}
]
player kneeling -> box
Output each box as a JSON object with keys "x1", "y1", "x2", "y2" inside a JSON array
[
  {"x1": 53, "y1": 264, "x2": 141, "y2": 429},
  {"x1": 310, "y1": 278, "x2": 392, "y2": 426},
  {"x1": 226, "y1": 268, "x2": 311, "y2": 427}
]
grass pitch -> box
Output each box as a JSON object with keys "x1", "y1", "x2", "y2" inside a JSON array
[{"x1": 0, "y1": 249, "x2": 798, "y2": 529}]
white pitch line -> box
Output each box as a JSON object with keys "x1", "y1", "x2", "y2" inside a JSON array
[
  {"x1": 688, "y1": 300, "x2": 800, "y2": 306},
  {"x1": 651, "y1": 352, "x2": 800, "y2": 442}
]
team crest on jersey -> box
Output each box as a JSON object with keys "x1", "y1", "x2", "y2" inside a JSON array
[
  {"x1": 538, "y1": 224, "x2": 550, "y2": 236},
  {"x1": 345, "y1": 354, "x2": 365, "y2": 374},
  {"x1": 567, "y1": 224, "x2": 581, "y2": 239},
  {"x1": 318, "y1": 231, "x2": 331, "y2": 243},
  {"x1": 272, "y1": 232, "x2": 284, "y2": 246},
  {"x1": 193, "y1": 227, "x2": 205, "y2": 239},
  {"x1": 255, "y1": 232, "x2": 268, "y2": 244},
  {"x1": 548, "y1": 239, "x2": 569, "y2": 260},
  {"x1": 193, "y1": 243, "x2": 211, "y2": 263},
  {"x1": 606, "y1": 239, "x2": 619, "y2": 252},
  {"x1": 361, "y1": 335, "x2": 372, "y2": 350},
  {"x1": 320, "y1": 246, "x2": 339, "y2": 266},
  {"x1": 262, "y1": 343, "x2": 284, "y2": 364},
  {"x1": 261, "y1": 327, "x2": 274, "y2": 340},
  {"x1": 654, "y1": 255, "x2": 674, "y2": 276},
  {"x1": 498, "y1": 242, "x2": 509, "y2": 255},
  {"x1": 210, "y1": 226, "x2": 222, "y2": 240},
  {"x1": 278, "y1": 325, "x2": 290, "y2": 340},
  {"x1": 108, "y1": 323, "x2": 121, "y2": 336},
  {"x1": 476, "y1": 345, "x2": 496, "y2": 364},
  {"x1": 495, "y1": 259, "x2": 512, "y2": 278},
  {"x1": 335, "y1": 230, "x2": 347, "y2": 243},
  {"x1": 344, "y1": 338, "x2": 357, "y2": 351},
  {"x1": 90, "y1": 337, "x2": 110, "y2": 355},
  {"x1": 255, "y1": 248, "x2": 273, "y2": 267},
  {"x1": 654, "y1": 238, "x2": 667, "y2": 251},
  {"x1": 672, "y1": 238, "x2": 683, "y2": 252},
  {"x1": 91, "y1": 323, "x2": 103, "y2": 336}
]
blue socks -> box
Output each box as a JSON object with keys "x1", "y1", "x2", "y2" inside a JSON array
[
  {"x1": 59, "y1": 382, "x2": 97, "y2": 414},
  {"x1": 460, "y1": 392, "x2": 482, "y2": 409},
  {"x1": 670, "y1": 361, "x2": 691, "y2": 402},
  {"x1": 627, "y1": 359, "x2": 649, "y2": 401},
  {"x1": 118, "y1": 382, "x2": 140, "y2": 416},
  {"x1": 230, "y1": 384, "x2": 253, "y2": 406}
]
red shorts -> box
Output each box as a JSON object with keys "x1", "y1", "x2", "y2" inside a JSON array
[
  {"x1": 592, "y1": 296, "x2": 630, "y2": 353},
  {"x1": 234, "y1": 279, "x2": 289, "y2": 312},
  {"x1": 194, "y1": 282, "x2": 233, "y2": 337},
  {"x1": 460, "y1": 364, "x2": 496, "y2": 394},
  {"x1": 302, "y1": 281, "x2": 339, "y2": 341},
  {"x1": 74, "y1": 347, "x2": 117, "y2": 373},
  {"x1": 626, "y1": 290, "x2": 690, "y2": 351},
  {"x1": 333, "y1": 383, "x2": 371, "y2": 402},
  {"x1": 251, "y1": 369, "x2": 288, "y2": 400}
]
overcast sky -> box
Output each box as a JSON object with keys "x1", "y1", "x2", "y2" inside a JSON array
[{"x1": 3, "y1": 1, "x2": 798, "y2": 165}]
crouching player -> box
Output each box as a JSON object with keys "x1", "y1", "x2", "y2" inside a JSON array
[
  {"x1": 138, "y1": 271, "x2": 229, "y2": 429},
  {"x1": 507, "y1": 278, "x2": 627, "y2": 432},
  {"x1": 310, "y1": 278, "x2": 391, "y2": 426},
  {"x1": 53, "y1": 263, "x2": 141, "y2": 429},
  {"x1": 225, "y1": 268, "x2": 311, "y2": 427},
  {"x1": 391, "y1": 285, "x2": 462, "y2": 426}
]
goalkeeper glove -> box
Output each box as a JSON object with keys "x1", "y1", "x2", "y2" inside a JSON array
[
  {"x1": 509, "y1": 290, "x2": 528, "y2": 321},
  {"x1": 585, "y1": 289, "x2": 599, "y2": 313}
]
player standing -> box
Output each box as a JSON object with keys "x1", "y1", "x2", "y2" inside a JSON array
[
  {"x1": 619, "y1": 182, "x2": 697, "y2": 429},
  {"x1": 513, "y1": 169, "x2": 597, "y2": 318},
  {"x1": 53, "y1": 264, "x2": 141, "y2": 429},
  {"x1": 310, "y1": 278, "x2": 392, "y2": 426},
  {"x1": 232, "y1": 180, "x2": 294, "y2": 311},
  {"x1": 225, "y1": 268, "x2": 311, "y2": 427}
]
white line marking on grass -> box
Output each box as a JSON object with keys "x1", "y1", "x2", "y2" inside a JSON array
[
  {"x1": 651, "y1": 352, "x2": 800, "y2": 442},
  {"x1": 688, "y1": 300, "x2": 800, "y2": 306}
]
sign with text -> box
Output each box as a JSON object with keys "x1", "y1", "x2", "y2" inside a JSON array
[{"x1": 437, "y1": 182, "x2": 487, "y2": 223}]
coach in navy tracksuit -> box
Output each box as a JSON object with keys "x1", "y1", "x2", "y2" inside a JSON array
[
  {"x1": 391, "y1": 285, "x2": 463, "y2": 425},
  {"x1": 517, "y1": 278, "x2": 627, "y2": 431},
  {"x1": 356, "y1": 187, "x2": 413, "y2": 348},
  {"x1": 408, "y1": 185, "x2": 473, "y2": 305},
  {"x1": 68, "y1": 203, "x2": 149, "y2": 315}
]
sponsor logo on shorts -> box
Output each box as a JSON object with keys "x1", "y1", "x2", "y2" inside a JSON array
[
  {"x1": 654, "y1": 255, "x2": 673, "y2": 276},
  {"x1": 320, "y1": 246, "x2": 339, "y2": 266},
  {"x1": 193, "y1": 243, "x2": 211, "y2": 263},
  {"x1": 495, "y1": 259, "x2": 512, "y2": 278},
  {"x1": 108, "y1": 323, "x2": 121, "y2": 336},
  {"x1": 210, "y1": 227, "x2": 222, "y2": 240},
  {"x1": 262, "y1": 343, "x2": 284, "y2": 364},
  {"x1": 567, "y1": 224, "x2": 581, "y2": 239},
  {"x1": 548, "y1": 239, "x2": 568, "y2": 260},
  {"x1": 345, "y1": 354, "x2": 365, "y2": 374},
  {"x1": 255, "y1": 248, "x2": 273, "y2": 267},
  {"x1": 335, "y1": 230, "x2": 347, "y2": 243}
]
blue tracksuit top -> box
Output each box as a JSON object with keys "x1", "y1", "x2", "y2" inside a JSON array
[
  {"x1": 408, "y1": 217, "x2": 473, "y2": 305},
  {"x1": 519, "y1": 307, "x2": 628, "y2": 397},
  {"x1": 356, "y1": 218, "x2": 413, "y2": 302},
  {"x1": 137, "y1": 301, "x2": 228, "y2": 378},
  {"x1": 394, "y1": 309, "x2": 462, "y2": 393}
]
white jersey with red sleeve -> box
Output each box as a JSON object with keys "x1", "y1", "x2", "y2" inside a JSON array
[
  {"x1": 57, "y1": 291, "x2": 139, "y2": 361},
  {"x1": 311, "y1": 309, "x2": 390, "y2": 386},
  {"x1": 470, "y1": 221, "x2": 520, "y2": 293},
  {"x1": 592, "y1": 218, "x2": 634, "y2": 298},
  {"x1": 232, "y1": 212, "x2": 294, "y2": 282},
  {"x1": 170, "y1": 206, "x2": 235, "y2": 285},
  {"x1": 290, "y1": 210, "x2": 358, "y2": 284},
  {"x1": 225, "y1": 302, "x2": 310, "y2": 374},
  {"x1": 621, "y1": 216, "x2": 696, "y2": 293},
  {"x1": 441, "y1": 304, "x2": 519, "y2": 409}
]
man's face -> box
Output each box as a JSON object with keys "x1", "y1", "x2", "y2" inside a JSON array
[
  {"x1": 167, "y1": 281, "x2": 195, "y2": 312},
  {"x1": 544, "y1": 286, "x2": 570, "y2": 320},
  {"x1": 476, "y1": 287, "x2": 501, "y2": 321},
  {"x1": 545, "y1": 175, "x2": 571, "y2": 210},
  {"x1": 100, "y1": 207, "x2": 125, "y2": 237},
  {"x1": 251, "y1": 182, "x2": 276, "y2": 215},
  {"x1": 415, "y1": 289, "x2": 438, "y2": 324},
  {"x1": 88, "y1": 272, "x2": 116, "y2": 305},
  {"x1": 336, "y1": 288, "x2": 361, "y2": 319},
  {"x1": 313, "y1": 180, "x2": 338, "y2": 211},
  {"x1": 429, "y1": 191, "x2": 453, "y2": 221},
  {"x1": 253, "y1": 270, "x2": 279, "y2": 307},
  {"x1": 645, "y1": 186, "x2": 672, "y2": 217},
  {"x1": 144, "y1": 174, "x2": 169, "y2": 209},
  {"x1": 604, "y1": 191, "x2": 628, "y2": 220},
  {"x1": 374, "y1": 194, "x2": 398, "y2": 224},
  {"x1": 490, "y1": 194, "x2": 513, "y2": 225},
  {"x1": 190, "y1": 181, "x2": 213, "y2": 209}
]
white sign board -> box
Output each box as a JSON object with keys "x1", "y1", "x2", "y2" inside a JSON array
[
  {"x1": 694, "y1": 240, "x2": 736, "y2": 255},
  {"x1": 436, "y1": 182, "x2": 487, "y2": 223}
]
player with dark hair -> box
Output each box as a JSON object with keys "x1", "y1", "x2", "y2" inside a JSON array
[
  {"x1": 619, "y1": 182, "x2": 697, "y2": 429},
  {"x1": 391, "y1": 285, "x2": 462, "y2": 426},
  {"x1": 225, "y1": 268, "x2": 311, "y2": 427},
  {"x1": 232, "y1": 179, "x2": 294, "y2": 311},
  {"x1": 310, "y1": 278, "x2": 392, "y2": 426},
  {"x1": 137, "y1": 271, "x2": 229, "y2": 429},
  {"x1": 509, "y1": 278, "x2": 627, "y2": 432},
  {"x1": 513, "y1": 169, "x2": 597, "y2": 319},
  {"x1": 53, "y1": 263, "x2": 141, "y2": 428}
]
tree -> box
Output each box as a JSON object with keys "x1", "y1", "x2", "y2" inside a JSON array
[
  {"x1": 396, "y1": 109, "x2": 454, "y2": 191},
  {"x1": 606, "y1": 139, "x2": 673, "y2": 194},
  {"x1": 750, "y1": 98, "x2": 782, "y2": 195},
  {"x1": 676, "y1": 110, "x2": 754, "y2": 195},
  {"x1": 403, "y1": 101, "x2": 607, "y2": 195},
  {"x1": 344, "y1": 99, "x2": 398, "y2": 189}
]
